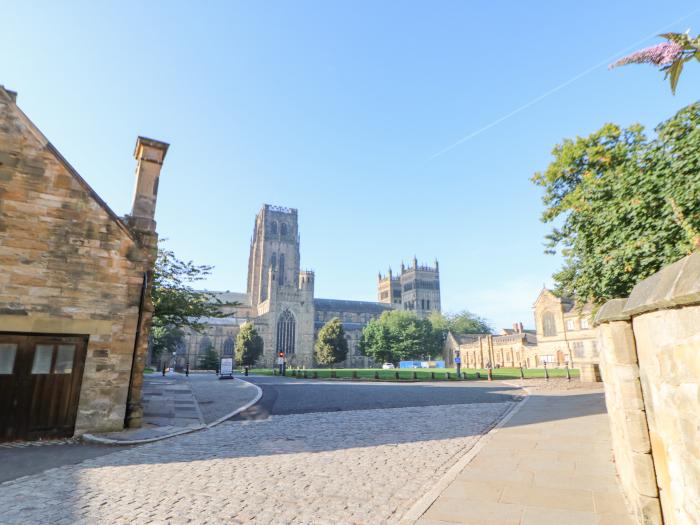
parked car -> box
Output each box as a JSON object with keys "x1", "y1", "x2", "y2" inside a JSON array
[{"x1": 382, "y1": 363, "x2": 395, "y2": 369}]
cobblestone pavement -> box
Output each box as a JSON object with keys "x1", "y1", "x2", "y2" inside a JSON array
[{"x1": 0, "y1": 401, "x2": 514, "y2": 524}]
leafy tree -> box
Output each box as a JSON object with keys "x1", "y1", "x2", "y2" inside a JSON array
[
  {"x1": 314, "y1": 318, "x2": 349, "y2": 367},
  {"x1": 532, "y1": 103, "x2": 700, "y2": 305},
  {"x1": 151, "y1": 247, "x2": 237, "y2": 332},
  {"x1": 428, "y1": 311, "x2": 491, "y2": 337},
  {"x1": 198, "y1": 344, "x2": 220, "y2": 371},
  {"x1": 150, "y1": 325, "x2": 184, "y2": 363},
  {"x1": 235, "y1": 323, "x2": 264, "y2": 367},
  {"x1": 610, "y1": 32, "x2": 700, "y2": 94},
  {"x1": 359, "y1": 310, "x2": 439, "y2": 364}
]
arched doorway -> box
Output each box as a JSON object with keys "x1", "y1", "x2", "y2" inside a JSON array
[{"x1": 276, "y1": 309, "x2": 296, "y2": 355}]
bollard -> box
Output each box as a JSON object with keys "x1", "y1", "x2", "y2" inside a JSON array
[
  {"x1": 395, "y1": 371, "x2": 399, "y2": 380},
  {"x1": 312, "y1": 371, "x2": 318, "y2": 379},
  {"x1": 487, "y1": 368, "x2": 493, "y2": 381},
  {"x1": 352, "y1": 370, "x2": 357, "y2": 379},
  {"x1": 566, "y1": 364, "x2": 571, "y2": 381},
  {"x1": 412, "y1": 371, "x2": 417, "y2": 380},
  {"x1": 446, "y1": 372, "x2": 450, "y2": 380},
  {"x1": 374, "y1": 371, "x2": 379, "y2": 380},
  {"x1": 519, "y1": 366, "x2": 525, "y2": 380},
  {"x1": 476, "y1": 371, "x2": 481, "y2": 379},
  {"x1": 431, "y1": 372, "x2": 435, "y2": 380},
  {"x1": 244, "y1": 366, "x2": 249, "y2": 377},
  {"x1": 185, "y1": 361, "x2": 189, "y2": 377},
  {"x1": 331, "y1": 370, "x2": 336, "y2": 379},
  {"x1": 303, "y1": 370, "x2": 308, "y2": 378},
  {"x1": 544, "y1": 363, "x2": 549, "y2": 381}
]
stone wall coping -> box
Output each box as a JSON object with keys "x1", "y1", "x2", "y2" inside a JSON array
[
  {"x1": 594, "y1": 298, "x2": 630, "y2": 325},
  {"x1": 597, "y1": 251, "x2": 700, "y2": 323}
]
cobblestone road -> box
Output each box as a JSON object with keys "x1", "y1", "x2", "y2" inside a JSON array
[{"x1": 0, "y1": 401, "x2": 513, "y2": 524}]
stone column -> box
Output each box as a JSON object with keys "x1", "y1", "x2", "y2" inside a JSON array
[{"x1": 595, "y1": 299, "x2": 662, "y2": 525}]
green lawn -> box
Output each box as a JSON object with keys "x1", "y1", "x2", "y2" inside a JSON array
[{"x1": 246, "y1": 367, "x2": 579, "y2": 381}]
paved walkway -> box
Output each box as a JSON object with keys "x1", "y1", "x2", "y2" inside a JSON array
[
  {"x1": 84, "y1": 372, "x2": 260, "y2": 443},
  {"x1": 416, "y1": 385, "x2": 634, "y2": 525}
]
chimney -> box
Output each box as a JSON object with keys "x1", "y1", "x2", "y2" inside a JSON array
[{"x1": 131, "y1": 136, "x2": 169, "y2": 232}]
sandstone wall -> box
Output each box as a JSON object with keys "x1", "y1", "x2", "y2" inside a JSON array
[
  {"x1": 596, "y1": 251, "x2": 700, "y2": 525},
  {"x1": 0, "y1": 89, "x2": 157, "y2": 434}
]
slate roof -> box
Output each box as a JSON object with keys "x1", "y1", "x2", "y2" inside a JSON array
[{"x1": 313, "y1": 298, "x2": 392, "y2": 315}]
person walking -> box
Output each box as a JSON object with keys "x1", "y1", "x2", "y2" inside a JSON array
[
  {"x1": 277, "y1": 352, "x2": 286, "y2": 376},
  {"x1": 454, "y1": 353, "x2": 462, "y2": 377}
]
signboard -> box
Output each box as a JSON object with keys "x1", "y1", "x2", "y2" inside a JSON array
[{"x1": 219, "y1": 357, "x2": 234, "y2": 379}]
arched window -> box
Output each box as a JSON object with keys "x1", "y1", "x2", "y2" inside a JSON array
[
  {"x1": 542, "y1": 312, "x2": 557, "y2": 337},
  {"x1": 276, "y1": 309, "x2": 296, "y2": 355},
  {"x1": 223, "y1": 337, "x2": 235, "y2": 356},
  {"x1": 270, "y1": 221, "x2": 278, "y2": 234},
  {"x1": 271, "y1": 253, "x2": 277, "y2": 269},
  {"x1": 278, "y1": 253, "x2": 285, "y2": 285},
  {"x1": 280, "y1": 223, "x2": 288, "y2": 236}
]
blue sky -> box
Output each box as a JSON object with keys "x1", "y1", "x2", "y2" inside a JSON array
[{"x1": 3, "y1": 1, "x2": 700, "y2": 329}]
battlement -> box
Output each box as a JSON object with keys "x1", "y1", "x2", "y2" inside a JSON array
[{"x1": 265, "y1": 204, "x2": 297, "y2": 215}]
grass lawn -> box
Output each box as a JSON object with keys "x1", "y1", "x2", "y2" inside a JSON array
[
  {"x1": 143, "y1": 367, "x2": 156, "y2": 374},
  {"x1": 247, "y1": 366, "x2": 579, "y2": 381}
]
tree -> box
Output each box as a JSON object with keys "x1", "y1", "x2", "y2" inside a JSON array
[
  {"x1": 428, "y1": 311, "x2": 491, "y2": 337},
  {"x1": 314, "y1": 318, "x2": 349, "y2": 367},
  {"x1": 359, "y1": 310, "x2": 439, "y2": 364},
  {"x1": 151, "y1": 246, "x2": 237, "y2": 332},
  {"x1": 235, "y1": 322, "x2": 264, "y2": 367},
  {"x1": 198, "y1": 343, "x2": 220, "y2": 371},
  {"x1": 610, "y1": 33, "x2": 700, "y2": 94},
  {"x1": 532, "y1": 103, "x2": 700, "y2": 305},
  {"x1": 150, "y1": 325, "x2": 184, "y2": 363}
]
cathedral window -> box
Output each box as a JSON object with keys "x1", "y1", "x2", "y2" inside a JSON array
[
  {"x1": 542, "y1": 312, "x2": 557, "y2": 337},
  {"x1": 276, "y1": 309, "x2": 296, "y2": 355},
  {"x1": 280, "y1": 223, "x2": 288, "y2": 236},
  {"x1": 278, "y1": 254, "x2": 285, "y2": 285},
  {"x1": 271, "y1": 253, "x2": 277, "y2": 268},
  {"x1": 426, "y1": 299, "x2": 430, "y2": 309},
  {"x1": 271, "y1": 221, "x2": 278, "y2": 234},
  {"x1": 223, "y1": 337, "x2": 235, "y2": 356}
]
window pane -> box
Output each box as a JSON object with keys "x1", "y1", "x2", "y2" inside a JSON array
[
  {"x1": 0, "y1": 344, "x2": 17, "y2": 374},
  {"x1": 54, "y1": 345, "x2": 76, "y2": 374},
  {"x1": 31, "y1": 345, "x2": 54, "y2": 374}
]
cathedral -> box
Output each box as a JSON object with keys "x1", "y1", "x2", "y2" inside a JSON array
[{"x1": 177, "y1": 204, "x2": 441, "y2": 368}]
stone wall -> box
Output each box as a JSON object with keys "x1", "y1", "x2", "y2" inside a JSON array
[
  {"x1": 595, "y1": 251, "x2": 700, "y2": 525},
  {"x1": 0, "y1": 87, "x2": 165, "y2": 434}
]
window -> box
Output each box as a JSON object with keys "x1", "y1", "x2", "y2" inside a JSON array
[
  {"x1": 572, "y1": 341, "x2": 585, "y2": 358},
  {"x1": 581, "y1": 318, "x2": 590, "y2": 329},
  {"x1": 31, "y1": 345, "x2": 53, "y2": 374},
  {"x1": 426, "y1": 300, "x2": 430, "y2": 309},
  {"x1": 590, "y1": 340, "x2": 599, "y2": 356},
  {"x1": 421, "y1": 299, "x2": 425, "y2": 309},
  {"x1": 0, "y1": 344, "x2": 16, "y2": 374},
  {"x1": 271, "y1": 221, "x2": 278, "y2": 234},
  {"x1": 278, "y1": 254, "x2": 285, "y2": 285},
  {"x1": 540, "y1": 354, "x2": 556, "y2": 364},
  {"x1": 223, "y1": 337, "x2": 235, "y2": 356},
  {"x1": 276, "y1": 309, "x2": 296, "y2": 354},
  {"x1": 280, "y1": 223, "x2": 288, "y2": 236},
  {"x1": 566, "y1": 320, "x2": 575, "y2": 330},
  {"x1": 271, "y1": 253, "x2": 277, "y2": 268},
  {"x1": 542, "y1": 312, "x2": 557, "y2": 337},
  {"x1": 54, "y1": 345, "x2": 75, "y2": 374}
]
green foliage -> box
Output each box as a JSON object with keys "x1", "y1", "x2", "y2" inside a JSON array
[
  {"x1": 428, "y1": 311, "x2": 492, "y2": 336},
  {"x1": 198, "y1": 344, "x2": 220, "y2": 371},
  {"x1": 533, "y1": 103, "x2": 700, "y2": 305},
  {"x1": 152, "y1": 246, "x2": 238, "y2": 332},
  {"x1": 150, "y1": 325, "x2": 184, "y2": 361},
  {"x1": 235, "y1": 323, "x2": 264, "y2": 367},
  {"x1": 359, "y1": 310, "x2": 440, "y2": 364},
  {"x1": 314, "y1": 318, "x2": 349, "y2": 367}
]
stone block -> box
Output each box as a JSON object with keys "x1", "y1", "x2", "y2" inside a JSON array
[
  {"x1": 635, "y1": 494, "x2": 663, "y2": 525},
  {"x1": 624, "y1": 410, "x2": 651, "y2": 454},
  {"x1": 669, "y1": 250, "x2": 700, "y2": 307},
  {"x1": 624, "y1": 256, "x2": 688, "y2": 316},
  {"x1": 595, "y1": 298, "x2": 630, "y2": 325},
  {"x1": 631, "y1": 452, "x2": 659, "y2": 498}
]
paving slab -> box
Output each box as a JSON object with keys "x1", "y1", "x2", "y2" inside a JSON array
[{"x1": 414, "y1": 385, "x2": 636, "y2": 525}]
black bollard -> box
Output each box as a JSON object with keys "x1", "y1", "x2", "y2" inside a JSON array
[
  {"x1": 519, "y1": 366, "x2": 525, "y2": 380},
  {"x1": 395, "y1": 371, "x2": 399, "y2": 380},
  {"x1": 352, "y1": 370, "x2": 358, "y2": 379},
  {"x1": 374, "y1": 371, "x2": 379, "y2": 380},
  {"x1": 476, "y1": 371, "x2": 481, "y2": 379},
  {"x1": 446, "y1": 372, "x2": 450, "y2": 380},
  {"x1": 244, "y1": 366, "x2": 249, "y2": 376},
  {"x1": 431, "y1": 372, "x2": 435, "y2": 380},
  {"x1": 312, "y1": 371, "x2": 318, "y2": 379},
  {"x1": 544, "y1": 363, "x2": 549, "y2": 381},
  {"x1": 487, "y1": 368, "x2": 493, "y2": 381},
  {"x1": 566, "y1": 364, "x2": 571, "y2": 381}
]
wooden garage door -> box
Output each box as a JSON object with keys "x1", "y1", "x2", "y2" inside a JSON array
[{"x1": 0, "y1": 333, "x2": 88, "y2": 442}]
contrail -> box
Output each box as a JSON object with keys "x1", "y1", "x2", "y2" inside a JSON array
[{"x1": 429, "y1": 7, "x2": 700, "y2": 160}]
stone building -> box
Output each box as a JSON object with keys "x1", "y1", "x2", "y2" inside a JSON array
[
  {"x1": 179, "y1": 204, "x2": 393, "y2": 368},
  {"x1": 0, "y1": 86, "x2": 167, "y2": 440},
  {"x1": 377, "y1": 258, "x2": 441, "y2": 318},
  {"x1": 444, "y1": 328, "x2": 537, "y2": 369},
  {"x1": 532, "y1": 288, "x2": 599, "y2": 380}
]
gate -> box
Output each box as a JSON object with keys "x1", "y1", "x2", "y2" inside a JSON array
[{"x1": 0, "y1": 333, "x2": 88, "y2": 441}]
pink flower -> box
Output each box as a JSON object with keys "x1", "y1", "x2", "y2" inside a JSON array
[{"x1": 609, "y1": 41, "x2": 683, "y2": 69}]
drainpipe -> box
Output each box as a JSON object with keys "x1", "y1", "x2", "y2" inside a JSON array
[{"x1": 124, "y1": 271, "x2": 149, "y2": 428}]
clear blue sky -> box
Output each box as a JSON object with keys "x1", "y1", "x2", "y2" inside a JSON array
[{"x1": 4, "y1": 1, "x2": 700, "y2": 329}]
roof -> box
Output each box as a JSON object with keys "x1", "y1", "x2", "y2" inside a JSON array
[
  {"x1": 315, "y1": 321, "x2": 367, "y2": 331},
  {"x1": 203, "y1": 291, "x2": 251, "y2": 307},
  {"x1": 452, "y1": 333, "x2": 486, "y2": 344},
  {"x1": 314, "y1": 298, "x2": 392, "y2": 315},
  {"x1": 0, "y1": 86, "x2": 136, "y2": 241}
]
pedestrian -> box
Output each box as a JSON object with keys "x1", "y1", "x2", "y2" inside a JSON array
[
  {"x1": 454, "y1": 353, "x2": 461, "y2": 377},
  {"x1": 277, "y1": 352, "x2": 285, "y2": 376}
]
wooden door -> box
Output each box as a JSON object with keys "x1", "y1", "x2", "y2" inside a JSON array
[{"x1": 0, "y1": 333, "x2": 88, "y2": 442}]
